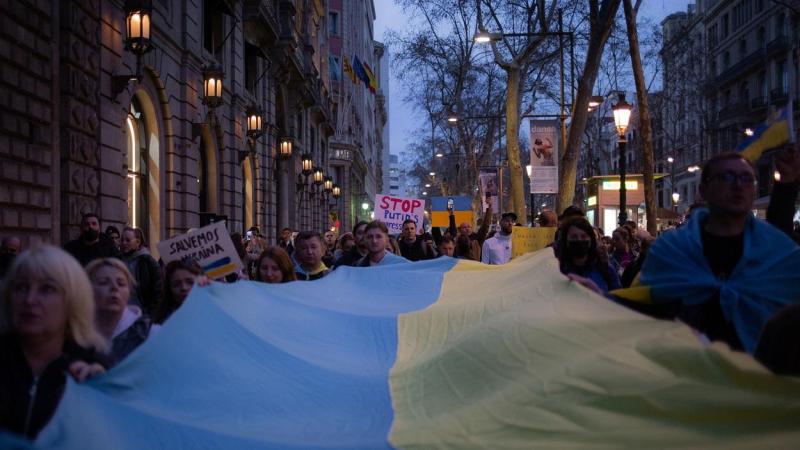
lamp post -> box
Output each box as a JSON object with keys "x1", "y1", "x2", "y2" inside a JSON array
[
  {"x1": 112, "y1": 0, "x2": 155, "y2": 98},
  {"x1": 672, "y1": 192, "x2": 680, "y2": 213},
  {"x1": 612, "y1": 93, "x2": 632, "y2": 227}
]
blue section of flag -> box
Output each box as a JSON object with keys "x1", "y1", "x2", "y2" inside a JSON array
[
  {"x1": 431, "y1": 196, "x2": 472, "y2": 211},
  {"x1": 34, "y1": 259, "x2": 458, "y2": 450},
  {"x1": 202, "y1": 257, "x2": 231, "y2": 271}
]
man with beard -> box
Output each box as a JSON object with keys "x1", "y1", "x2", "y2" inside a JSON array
[
  {"x1": 481, "y1": 212, "x2": 515, "y2": 265},
  {"x1": 64, "y1": 213, "x2": 121, "y2": 266}
]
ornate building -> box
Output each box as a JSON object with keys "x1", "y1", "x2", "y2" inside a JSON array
[{"x1": 0, "y1": 0, "x2": 384, "y2": 251}]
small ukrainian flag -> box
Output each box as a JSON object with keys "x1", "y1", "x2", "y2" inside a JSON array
[{"x1": 735, "y1": 103, "x2": 795, "y2": 162}]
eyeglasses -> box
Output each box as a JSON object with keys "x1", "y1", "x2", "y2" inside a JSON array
[{"x1": 708, "y1": 172, "x2": 756, "y2": 186}]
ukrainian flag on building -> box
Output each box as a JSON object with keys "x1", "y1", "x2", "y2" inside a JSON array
[
  {"x1": 735, "y1": 104, "x2": 794, "y2": 162},
  {"x1": 16, "y1": 252, "x2": 800, "y2": 449}
]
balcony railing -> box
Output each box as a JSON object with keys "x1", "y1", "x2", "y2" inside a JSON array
[
  {"x1": 771, "y1": 87, "x2": 789, "y2": 103},
  {"x1": 766, "y1": 35, "x2": 790, "y2": 56},
  {"x1": 750, "y1": 96, "x2": 767, "y2": 110},
  {"x1": 714, "y1": 48, "x2": 765, "y2": 87}
]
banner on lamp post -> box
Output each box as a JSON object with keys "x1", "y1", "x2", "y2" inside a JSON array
[
  {"x1": 479, "y1": 168, "x2": 500, "y2": 213},
  {"x1": 529, "y1": 120, "x2": 559, "y2": 194}
]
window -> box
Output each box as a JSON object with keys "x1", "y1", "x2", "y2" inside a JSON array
[
  {"x1": 204, "y1": 0, "x2": 227, "y2": 58},
  {"x1": 739, "y1": 39, "x2": 746, "y2": 58},
  {"x1": 758, "y1": 71, "x2": 767, "y2": 99},
  {"x1": 329, "y1": 55, "x2": 341, "y2": 81},
  {"x1": 739, "y1": 81, "x2": 749, "y2": 103},
  {"x1": 329, "y1": 12, "x2": 338, "y2": 35},
  {"x1": 125, "y1": 99, "x2": 148, "y2": 235},
  {"x1": 722, "y1": 50, "x2": 730, "y2": 68},
  {"x1": 777, "y1": 59, "x2": 788, "y2": 94},
  {"x1": 757, "y1": 26, "x2": 765, "y2": 48},
  {"x1": 244, "y1": 43, "x2": 260, "y2": 92},
  {"x1": 721, "y1": 14, "x2": 729, "y2": 39},
  {"x1": 776, "y1": 13, "x2": 787, "y2": 37},
  {"x1": 708, "y1": 24, "x2": 718, "y2": 48}
]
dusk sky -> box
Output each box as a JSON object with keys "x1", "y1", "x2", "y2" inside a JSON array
[{"x1": 372, "y1": 0, "x2": 694, "y2": 159}]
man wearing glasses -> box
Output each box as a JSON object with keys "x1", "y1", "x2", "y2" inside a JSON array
[{"x1": 628, "y1": 151, "x2": 800, "y2": 358}]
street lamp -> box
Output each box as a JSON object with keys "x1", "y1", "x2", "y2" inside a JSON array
[
  {"x1": 202, "y1": 65, "x2": 224, "y2": 108},
  {"x1": 301, "y1": 153, "x2": 313, "y2": 176},
  {"x1": 278, "y1": 137, "x2": 293, "y2": 160},
  {"x1": 312, "y1": 167, "x2": 324, "y2": 186},
  {"x1": 245, "y1": 105, "x2": 263, "y2": 140},
  {"x1": 112, "y1": 0, "x2": 155, "y2": 98},
  {"x1": 612, "y1": 93, "x2": 632, "y2": 226},
  {"x1": 667, "y1": 156, "x2": 674, "y2": 163},
  {"x1": 323, "y1": 176, "x2": 333, "y2": 194},
  {"x1": 332, "y1": 184, "x2": 341, "y2": 199},
  {"x1": 429, "y1": 171, "x2": 436, "y2": 176},
  {"x1": 672, "y1": 192, "x2": 680, "y2": 212}
]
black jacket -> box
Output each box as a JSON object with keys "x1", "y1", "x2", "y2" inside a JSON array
[
  {"x1": 0, "y1": 334, "x2": 108, "y2": 439},
  {"x1": 122, "y1": 248, "x2": 163, "y2": 317},
  {"x1": 63, "y1": 235, "x2": 121, "y2": 266},
  {"x1": 398, "y1": 238, "x2": 435, "y2": 261}
]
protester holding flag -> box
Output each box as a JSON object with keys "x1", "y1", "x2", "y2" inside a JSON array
[
  {"x1": 356, "y1": 221, "x2": 409, "y2": 266},
  {"x1": 157, "y1": 258, "x2": 208, "y2": 323},
  {"x1": 557, "y1": 217, "x2": 621, "y2": 295},
  {"x1": 87, "y1": 258, "x2": 159, "y2": 362},
  {"x1": 0, "y1": 246, "x2": 109, "y2": 438},
  {"x1": 293, "y1": 232, "x2": 330, "y2": 281},
  {"x1": 614, "y1": 152, "x2": 800, "y2": 354},
  {"x1": 398, "y1": 219, "x2": 435, "y2": 261},
  {"x1": 253, "y1": 246, "x2": 296, "y2": 284}
]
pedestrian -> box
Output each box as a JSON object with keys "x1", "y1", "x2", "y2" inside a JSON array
[
  {"x1": 398, "y1": 219, "x2": 435, "y2": 261},
  {"x1": 0, "y1": 246, "x2": 109, "y2": 438},
  {"x1": 157, "y1": 258, "x2": 208, "y2": 323},
  {"x1": 333, "y1": 233, "x2": 355, "y2": 263},
  {"x1": 0, "y1": 236, "x2": 21, "y2": 255},
  {"x1": 293, "y1": 232, "x2": 330, "y2": 280},
  {"x1": 0, "y1": 236, "x2": 22, "y2": 279},
  {"x1": 481, "y1": 212, "x2": 516, "y2": 265},
  {"x1": 333, "y1": 221, "x2": 369, "y2": 268},
  {"x1": 253, "y1": 246, "x2": 296, "y2": 284},
  {"x1": 356, "y1": 221, "x2": 409, "y2": 266},
  {"x1": 119, "y1": 227, "x2": 162, "y2": 316},
  {"x1": 63, "y1": 213, "x2": 121, "y2": 266},
  {"x1": 452, "y1": 206, "x2": 492, "y2": 260},
  {"x1": 630, "y1": 152, "x2": 800, "y2": 353},
  {"x1": 438, "y1": 236, "x2": 456, "y2": 258},
  {"x1": 278, "y1": 227, "x2": 295, "y2": 256},
  {"x1": 322, "y1": 230, "x2": 337, "y2": 267},
  {"x1": 610, "y1": 227, "x2": 638, "y2": 276},
  {"x1": 557, "y1": 217, "x2": 621, "y2": 295},
  {"x1": 537, "y1": 209, "x2": 558, "y2": 228},
  {"x1": 87, "y1": 258, "x2": 159, "y2": 362},
  {"x1": 105, "y1": 226, "x2": 121, "y2": 251}
]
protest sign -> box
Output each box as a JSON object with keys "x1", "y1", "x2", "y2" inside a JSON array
[
  {"x1": 511, "y1": 227, "x2": 557, "y2": 258},
  {"x1": 530, "y1": 120, "x2": 559, "y2": 193},
  {"x1": 479, "y1": 168, "x2": 500, "y2": 213},
  {"x1": 156, "y1": 221, "x2": 244, "y2": 279},
  {"x1": 430, "y1": 196, "x2": 474, "y2": 227},
  {"x1": 375, "y1": 194, "x2": 425, "y2": 234}
]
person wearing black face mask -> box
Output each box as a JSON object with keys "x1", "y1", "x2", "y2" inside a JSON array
[
  {"x1": 557, "y1": 217, "x2": 620, "y2": 295},
  {"x1": 63, "y1": 213, "x2": 122, "y2": 266}
]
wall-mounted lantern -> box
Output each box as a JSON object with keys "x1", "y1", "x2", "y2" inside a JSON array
[
  {"x1": 278, "y1": 137, "x2": 293, "y2": 160},
  {"x1": 332, "y1": 184, "x2": 341, "y2": 199},
  {"x1": 301, "y1": 153, "x2": 314, "y2": 176},
  {"x1": 203, "y1": 65, "x2": 224, "y2": 108},
  {"x1": 112, "y1": 0, "x2": 155, "y2": 99},
  {"x1": 312, "y1": 167, "x2": 325, "y2": 186},
  {"x1": 245, "y1": 106, "x2": 263, "y2": 140},
  {"x1": 323, "y1": 176, "x2": 333, "y2": 194}
]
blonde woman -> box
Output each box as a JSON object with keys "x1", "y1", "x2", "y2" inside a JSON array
[
  {"x1": 0, "y1": 245, "x2": 109, "y2": 439},
  {"x1": 87, "y1": 258, "x2": 160, "y2": 362}
]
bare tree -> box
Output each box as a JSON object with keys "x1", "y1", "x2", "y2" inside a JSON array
[{"x1": 557, "y1": 0, "x2": 621, "y2": 213}]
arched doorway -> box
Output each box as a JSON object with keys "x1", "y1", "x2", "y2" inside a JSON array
[{"x1": 124, "y1": 92, "x2": 161, "y2": 250}]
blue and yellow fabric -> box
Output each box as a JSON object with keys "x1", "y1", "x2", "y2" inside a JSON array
[
  {"x1": 612, "y1": 208, "x2": 800, "y2": 353},
  {"x1": 430, "y1": 196, "x2": 473, "y2": 227},
  {"x1": 735, "y1": 105, "x2": 794, "y2": 162},
  {"x1": 17, "y1": 252, "x2": 800, "y2": 449}
]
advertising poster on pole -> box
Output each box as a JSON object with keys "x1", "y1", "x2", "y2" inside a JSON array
[
  {"x1": 479, "y1": 168, "x2": 500, "y2": 213},
  {"x1": 375, "y1": 194, "x2": 426, "y2": 234},
  {"x1": 156, "y1": 221, "x2": 244, "y2": 279},
  {"x1": 529, "y1": 119, "x2": 559, "y2": 193}
]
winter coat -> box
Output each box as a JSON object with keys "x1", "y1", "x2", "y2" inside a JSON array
[
  {"x1": 110, "y1": 306, "x2": 159, "y2": 363},
  {"x1": 0, "y1": 334, "x2": 108, "y2": 439},
  {"x1": 63, "y1": 235, "x2": 121, "y2": 266},
  {"x1": 122, "y1": 247, "x2": 163, "y2": 317}
]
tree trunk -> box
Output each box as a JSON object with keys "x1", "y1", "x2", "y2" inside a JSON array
[
  {"x1": 505, "y1": 66, "x2": 526, "y2": 220},
  {"x1": 556, "y1": 0, "x2": 621, "y2": 214},
  {"x1": 622, "y1": 0, "x2": 657, "y2": 236}
]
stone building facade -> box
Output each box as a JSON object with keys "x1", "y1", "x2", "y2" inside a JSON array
[
  {"x1": 0, "y1": 0, "x2": 385, "y2": 252},
  {"x1": 656, "y1": 0, "x2": 797, "y2": 214}
]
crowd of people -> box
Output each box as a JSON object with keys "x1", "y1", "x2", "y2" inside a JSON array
[{"x1": 1, "y1": 148, "x2": 799, "y2": 440}]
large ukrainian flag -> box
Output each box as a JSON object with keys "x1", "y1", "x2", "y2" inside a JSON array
[{"x1": 22, "y1": 252, "x2": 800, "y2": 449}]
